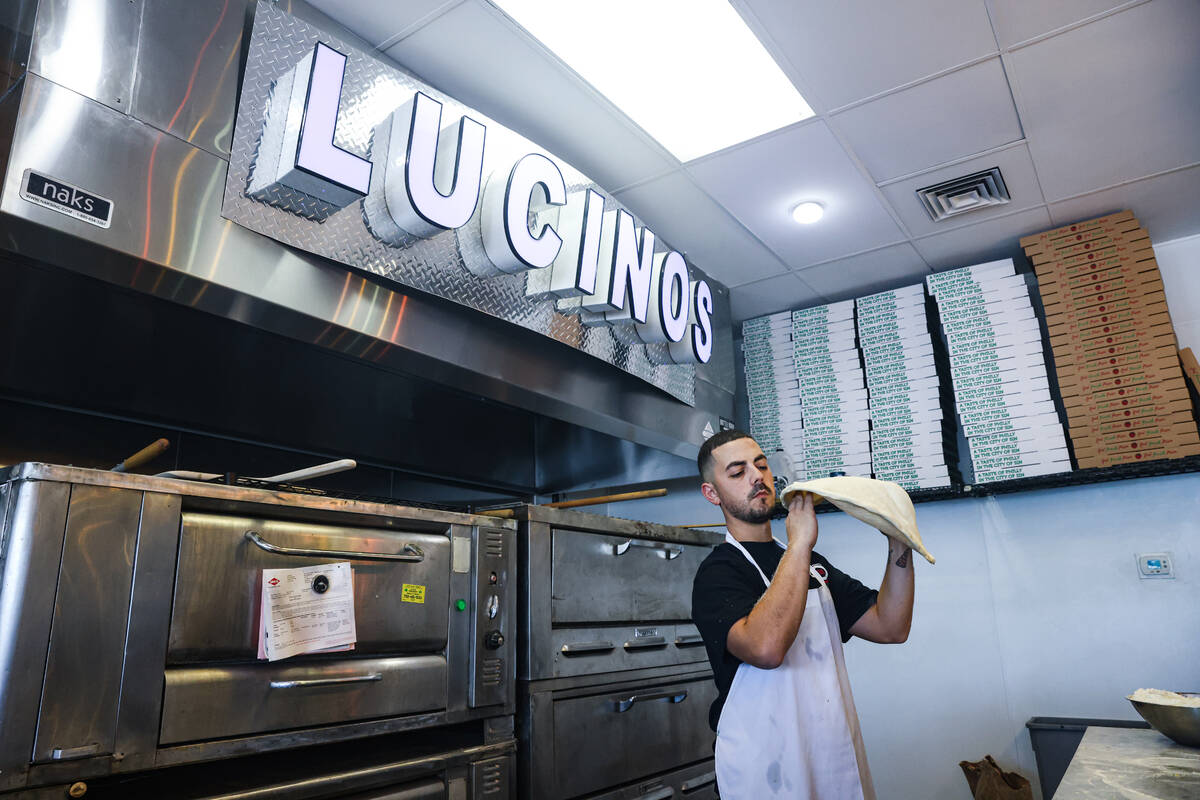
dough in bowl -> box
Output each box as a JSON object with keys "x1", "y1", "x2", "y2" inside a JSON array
[{"x1": 781, "y1": 476, "x2": 935, "y2": 564}]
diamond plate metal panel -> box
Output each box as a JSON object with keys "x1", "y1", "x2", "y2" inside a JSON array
[{"x1": 223, "y1": 3, "x2": 733, "y2": 405}]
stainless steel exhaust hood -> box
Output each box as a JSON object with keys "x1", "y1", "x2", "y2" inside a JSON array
[{"x1": 0, "y1": 0, "x2": 735, "y2": 462}]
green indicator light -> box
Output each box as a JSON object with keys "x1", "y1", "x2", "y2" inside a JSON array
[{"x1": 455, "y1": 599, "x2": 467, "y2": 611}]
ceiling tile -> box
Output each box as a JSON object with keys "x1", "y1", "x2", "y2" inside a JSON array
[
  {"x1": 739, "y1": 0, "x2": 997, "y2": 109},
  {"x1": 306, "y1": 0, "x2": 458, "y2": 48},
  {"x1": 794, "y1": 244, "x2": 930, "y2": 302},
  {"x1": 913, "y1": 207, "x2": 1053, "y2": 271},
  {"x1": 687, "y1": 121, "x2": 904, "y2": 269},
  {"x1": 985, "y1": 0, "x2": 1129, "y2": 48},
  {"x1": 730, "y1": 273, "x2": 824, "y2": 321},
  {"x1": 1047, "y1": 164, "x2": 1200, "y2": 246},
  {"x1": 614, "y1": 172, "x2": 788, "y2": 288},
  {"x1": 384, "y1": 1, "x2": 675, "y2": 191},
  {"x1": 1006, "y1": 0, "x2": 1200, "y2": 201},
  {"x1": 830, "y1": 59, "x2": 1023, "y2": 182},
  {"x1": 878, "y1": 143, "x2": 1044, "y2": 237}
]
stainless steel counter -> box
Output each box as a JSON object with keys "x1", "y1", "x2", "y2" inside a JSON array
[{"x1": 1053, "y1": 726, "x2": 1200, "y2": 799}]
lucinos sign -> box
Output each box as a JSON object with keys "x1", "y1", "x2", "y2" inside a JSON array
[{"x1": 246, "y1": 41, "x2": 713, "y2": 365}]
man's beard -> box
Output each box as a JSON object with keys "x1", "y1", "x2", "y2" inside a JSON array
[{"x1": 724, "y1": 484, "x2": 775, "y2": 524}]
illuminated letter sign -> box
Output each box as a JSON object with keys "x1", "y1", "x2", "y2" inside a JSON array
[
  {"x1": 475, "y1": 153, "x2": 567, "y2": 276},
  {"x1": 248, "y1": 42, "x2": 371, "y2": 213},
  {"x1": 635, "y1": 251, "x2": 690, "y2": 345}
]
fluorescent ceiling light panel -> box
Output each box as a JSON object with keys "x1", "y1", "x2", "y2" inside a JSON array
[{"x1": 492, "y1": 0, "x2": 814, "y2": 162}]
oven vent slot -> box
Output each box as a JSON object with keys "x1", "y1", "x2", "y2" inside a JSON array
[
  {"x1": 481, "y1": 657, "x2": 503, "y2": 686},
  {"x1": 485, "y1": 531, "x2": 504, "y2": 559},
  {"x1": 479, "y1": 759, "x2": 505, "y2": 794}
]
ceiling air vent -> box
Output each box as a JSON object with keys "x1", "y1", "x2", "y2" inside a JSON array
[{"x1": 916, "y1": 167, "x2": 1010, "y2": 222}]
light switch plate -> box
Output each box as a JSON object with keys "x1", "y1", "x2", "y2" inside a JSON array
[{"x1": 1137, "y1": 552, "x2": 1174, "y2": 579}]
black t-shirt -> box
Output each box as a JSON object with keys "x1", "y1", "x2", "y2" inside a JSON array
[{"x1": 691, "y1": 540, "x2": 879, "y2": 731}]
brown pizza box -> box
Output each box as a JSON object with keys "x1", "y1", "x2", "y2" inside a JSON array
[
  {"x1": 1023, "y1": 224, "x2": 1148, "y2": 259},
  {"x1": 1045, "y1": 297, "x2": 1170, "y2": 336},
  {"x1": 1181, "y1": 348, "x2": 1200, "y2": 394},
  {"x1": 1020, "y1": 211, "x2": 1137, "y2": 249},
  {"x1": 1065, "y1": 379, "x2": 1188, "y2": 411},
  {"x1": 1031, "y1": 239, "x2": 1152, "y2": 268},
  {"x1": 1072, "y1": 422, "x2": 1198, "y2": 457},
  {"x1": 1033, "y1": 231, "x2": 1152, "y2": 262},
  {"x1": 1050, "y1": 324, "x2": 1175, "y2": 355},
  {"x1": 1056, "y1": 344, "x2": 1178, "y2": 378},
  {"x1": 1034, "y1": 243, "x2": 1156, "y2": 275},
  {"x1": 1034, "y1": 258, "x2": 1159, "y2": 292},
  {"x1": 1053, "y1": 339, "x2": 1179, "y2": 373},
  {"x1": 1071, "y1": 397, "x2": 1192, "y2": 427},
  {"x1": 1048, "y1": 312, "x2": 1173, "y2": 345},
  {"x1": 1039, "y1": 275, "x2": 1164, "y2": 310},
  {"x1": 1042, "y1": 289, "x2": 1167, "y2": 323},
  {"x1": 1057, "y1": 358, "x2": 1183, "y2": 398},
  {"x1": 1070, "y1": 410, "x2": 1195, "y2": 438},
  {"x1": 1077, "y1": 441, "x2": 1200, "y2": 469}
]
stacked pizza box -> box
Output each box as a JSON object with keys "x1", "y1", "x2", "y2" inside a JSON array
[
  {"x1": 792, "y1": 300, "x2": 870, "y2": 480},
  {"x1": 927, "y1": 259, "x2": 1072, "y2": 482},
  {"x1": 1020, "y1": 211, "x2": 1200, "y2": 468},
  {"x1": 856, "y1": 283, "x2": 956, "y2": 490},
  {"x1": 742, "y1": 312, "x2": 803, "y2": 470}
]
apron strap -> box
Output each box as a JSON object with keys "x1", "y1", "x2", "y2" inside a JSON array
[{"x1": 723, "y1": 532, "x2": 828, "y2": 587}]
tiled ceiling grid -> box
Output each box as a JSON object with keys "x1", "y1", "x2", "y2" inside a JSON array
[{"x1": 304, "y1": 0, "x2": 1200, "y2": 321}]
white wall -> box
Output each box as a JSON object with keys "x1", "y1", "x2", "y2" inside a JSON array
[
  {"x1": 601, "y1": 473, "x2": 1200, "y2": 800},
  {"x1": 1155, "y1": 232, "x2": 1200, "y2": 354}
]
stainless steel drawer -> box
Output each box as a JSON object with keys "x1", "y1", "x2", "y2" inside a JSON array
[
  {"x1": 160, "y1": 655, "x2": 447, "y2": 744},
  {"x1": 543, "y1": 675, "x2": 717, "y2": 798},
  {"x1": 551, "y1": 529, "x2": 709, "y2": 626},
  {"x1": 583, "y1": 759, "x2": 718, "y2": 800},
  {"x1": 169, "y1": 513, "x2": 452, "y2": 662},
  {"x1": 552, "y1": 623, "x2": 708, "y2": 679}
]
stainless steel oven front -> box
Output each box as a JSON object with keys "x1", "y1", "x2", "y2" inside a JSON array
[{"x1": 0, "y1": 464, "x2": 516, "y2": 796}]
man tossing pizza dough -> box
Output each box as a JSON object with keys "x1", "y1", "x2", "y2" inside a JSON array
[{"x1": 691, "y1": 429, "x2": 919, "y2": 800}]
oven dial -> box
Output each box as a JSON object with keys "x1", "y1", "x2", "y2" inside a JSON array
[
  {"x1": 484, "y1": 630, "x2": 505, "y2": 649},
  {"x1": 486, "y1": 594, "x2": 499, "y2": 619}
]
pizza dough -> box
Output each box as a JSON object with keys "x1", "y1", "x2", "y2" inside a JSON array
[
  {"x1": 1128, "y1": 688, "x2": 1200, "y2": 707},
  {"x1": 781, "y1": 476, "x2": 935, "y2": 564}
]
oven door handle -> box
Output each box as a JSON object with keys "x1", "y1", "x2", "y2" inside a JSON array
[
  {"x1": 681, "y1": 770, "x2": 717, "y2": 793},
  {"x1": 612, "y1": 539, "x2": 683, "y2": 559},
  {"x1": 638, "y1": 787, "x2": 676, "y2": 800},
  {"x1": 561, "y1": 640, "x2": 616, "y2": 655},
  {"x1": 245, "y1": 530, "x2": 424, "y2": 562},
  {"x1": 674, "y1": 634, "x2": 704, "y2": 647},
  {"x1": 269, "y1": 673, "x2": 383, "y2": 689},
  {"x1": 611, "y1": 688, "x2": 688, "y2": 712},
  {"x1": 623, "y1": 636, "x2": 667, "y2": 650}
]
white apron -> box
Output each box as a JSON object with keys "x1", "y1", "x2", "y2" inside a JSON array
[{"x1": 714, "y1": 534, "x2": 875, "y2": 800}]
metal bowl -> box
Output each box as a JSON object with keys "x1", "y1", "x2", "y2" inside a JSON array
[{"x1": 1128, "y1": 692, "x2": 1200, "y2": 748}]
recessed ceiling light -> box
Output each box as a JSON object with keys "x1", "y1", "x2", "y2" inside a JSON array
[
  {"x1": 491, "y1": 0, "x2": 814, "y2": 162},
  {"x1": 791, "y1": 202, "x2": 824, "y2": 225}
]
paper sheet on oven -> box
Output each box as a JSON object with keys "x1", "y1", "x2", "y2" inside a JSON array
[{"x1": 257, "y1": 562, "x2": 357, "y2": 661}]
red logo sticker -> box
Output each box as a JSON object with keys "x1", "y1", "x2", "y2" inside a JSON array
[{"x1": 268, "y1": 577, "x2": 280, "y2": 586}]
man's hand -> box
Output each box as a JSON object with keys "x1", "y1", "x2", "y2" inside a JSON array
[{"x1": 784, "y1": 491, "x2": 818, "y2": 553}]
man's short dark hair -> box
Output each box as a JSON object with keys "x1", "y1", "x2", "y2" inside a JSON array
[{"x1": 697, "y1": 428, "x2": 755, "y2": 482}]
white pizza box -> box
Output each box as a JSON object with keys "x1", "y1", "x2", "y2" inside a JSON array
[
  {"x1": 878, "y1": 476, "x2": 953, "y2": 491},
  {"x1": 869, "y1": 372, "x2": 942, "y2": 396},
  {"x1": 804, "y1": 466, "x2": 874, "y2": 481},
  {"x1": 972, "y1": 447, "x2": 1071, "y2": 471},
  {"x1": 872, "y1": 452, "x2": 950, "y2": 472},
  {"x1": 795, "y1": 347, "x2": 861, "y2": 368},
  {"x1": 962, "y1": 410, "x2": 1062, "y2": 439},
  {"x1": 969, "y1": 437, "x2": 1068, "y2": 463},
  {"x1": 804, "y1": 436, "x2": 874, "y2": 456},
  {"x1": 870, "y1": 394, "x2": 944, "y2": 417},
  {"x1": 943, "y1": 316, "x2": 1039, "y2": 347},
  {"x1": 934, "y1": 281, "x2": 1030, "y2": 310},
  {"x1": 803, "y1": 409, "x2": 873, "y2": 430},
  {"x1": 797, "y1": 363, "x2": 865, "y2": 383},
  {"x1": 946, "y1": 327, "x2": 1045, "y2": 357},
  {"x1": 794, "y1": 342, "x2": 862, "y2": 363},
  {"x1": 873, "y1": 466, "x2": 952, "y2": 482},
  {"x1": 950, "y1": 362, "x2": 1048, "y2": 392},
  {"x1": 743, "y1": 327, "x2": 792, "y2": 341},
  {"x1": 800, "y1": 372, "x2": 866, "y2": 394},
  {"x1": 793, "y1": 322, "x2": 858, "y2": 345},
  {"x1": 871, "y1": 418, "x2": 946, "y2": 440},
  {"x1": 959, "y1": 399, "x2": 1058, "y2": 428},
  {"x1": 871, "y1": 440, "x2": 955, "y2": 461},
  {"x1": 801, "y1": 385, "x2": 870, "y2": 406},
  {"x1": 805, "y1": 450, "x2": 874, "y2": 469},
  {"x1": 792, "y1": 299, "x2": 855, "y2": 323},
  {"x1": 950, "y1": 355, "x2": 1047, "y2": 383},
  {"x1": 856, "y1": 305, "x2": 928, "y2": 331},
  {"x1": 803, "y1": 421, "x2": 872, "y2": 441},
  {"x1": 954, "y1": 376, "x2": 1050, "y2": 404},
  {"x1": 862, "y1": 344, "x2": 935, "y2": 370},
  {"x1": 866, "y1": 358, "x2": 939, "y2": 383},
  {"x1": 967, "y1": 423, "x2": 1066, "y2": 450},
  {"x1": 793, "y1": 313, "x2": 857, "y2": 334},
  {"x1": 949, "y1": 340, "x2": 1046, "y2": 370},
  {"x1": 857, "y1": 313, "x2": 930, "y2": 339},
  {"x1": 861, "y1": 335, "x2": 934, "y2": 360},
  {"x1": 871, "y1": 404, "x2": 945, "y2": 425},
  {"x1": 973, "y1": 460, "x2": 1072, "y2": 483},
  {"x1": 932, "y1": 271, "x2": 1027, "y2": 298},
  {"x1": 798, "y1": 394, "x2": 870, "y2": 415},
  {"x1": 956, "y1": 387, "x2": 1054, "y2": 414},
  {"x1": 743, "y1": 313, "x2": 793, "y2": 331},
  {"x1": 870, "y1": 390, "x2": 944, "y2": 414},
  {"x1": 926, "y1": 259, "x2": 1017, "y2": 291},
  {"x1": 938, "y1": 300, "x2": 1036, "y2": 331},
  {"x1": 869, "y1": 382, "x2": 945, "y2": 406},
  {"x1": 856, "y1": 283, "x2": 925, "y2": 308}
]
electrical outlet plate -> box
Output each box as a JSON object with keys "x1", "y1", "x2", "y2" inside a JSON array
[{"x1": 1136, "y1": 552, "x2": 1174, "y2": 579}]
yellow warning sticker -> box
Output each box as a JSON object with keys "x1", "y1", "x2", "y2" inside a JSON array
[{"x1": 402, "y1": 583, "x2": 426, "y2": 604}]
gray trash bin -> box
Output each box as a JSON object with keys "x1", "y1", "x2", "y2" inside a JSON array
[{"x1": 1025, "y1": 717, "x2": 1150, "y2": 798}]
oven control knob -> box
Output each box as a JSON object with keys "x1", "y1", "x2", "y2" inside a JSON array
[
  {"x1": 312, "y1": 574, "x2": 330, "y2": 594},
  {"x1": 484, "y1": 630, "x2": 505, "y2": 650}
]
